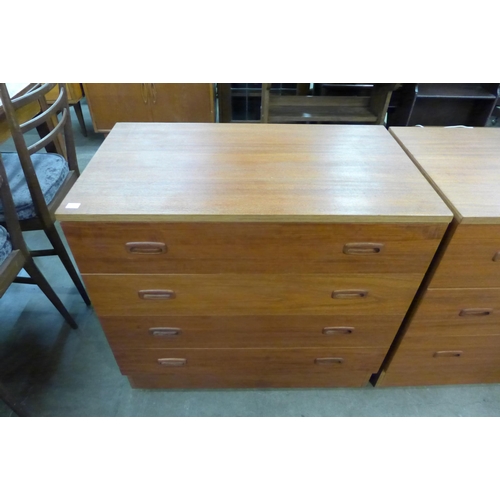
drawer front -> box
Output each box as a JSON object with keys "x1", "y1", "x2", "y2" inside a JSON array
[
  {"x1": 61, "y1": 222, "x2": 446, "y2": 274},
  {"x1": 433, "y1": 224, "x2": 500, "y2": 288},
  {"x1": 405, "y1": 287, "x2": 500, "y2": 338},
  {"x1": 114, "y1": 347, "x2": 387, "y2": 388},
  {"x1": 128, "y1": 371, "x2": 372, "y2": 389},
  {"x1": 100, "y1": 314, "x2": 404, "y2": 349},
  {"x1": 84, "y1": 273, "x2": 422, "y2": 317},
  {"x1": 380, "y1": 335, "x2": 500, "y2": 386}
]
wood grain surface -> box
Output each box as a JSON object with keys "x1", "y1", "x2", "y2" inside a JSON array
[
  {"x1": 61, "y1": 221, "x2": 447, "y2": 275},
  {"x1": 431, "y1": 224, "x2": 500, "y2": 287},
  {"x1": 404, "y1": 287, "x2": 500, "y2": 337},
  {"x1": 378, "y1": 335, "x2": 500, "y2": 386},
  {"x1": 128, "y1": 371, "x2": 373, "y2": 389},
  {"x1": 115, "y1": 346, "x2": 388, "y2": 387},
  {"x1": 83, "y1": 273, "x2": 423, "y2": 317},
  {"x1": 390, "y1": 127, "x2": 500, "y2": 223},
  {"x1": 100, "y1": 314, "x2": 405, "y2": 349},
  {"x1": 82, "y1": 84, "x2": 214, "y2": 133},
  {"x1": 55, "y1": 123, "x2": 452, "y2": 223}
]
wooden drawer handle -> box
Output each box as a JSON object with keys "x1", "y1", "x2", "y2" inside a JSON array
[
  {"x1": 343, "y1": 242, "x2": 384, "y2": 255},
  {"x1": 322, "y1": 326, "x2": 355, "y2": 335},
  {"x1": 459, "y1": 308, "x2": 493, "y2": 317},
  {"x1": 158, "y1": 358, "x2": 186, "y2": 366},
  {"x1": 138, "y1": 289, "x2": 176, "y2": 300},
  {"x1": 332, "y1": 290, "x2": 368, "y2": 299},
  {"x1": 315, "y1": 357, "x2": 344, "y2": 364},
  {"x1": 493, "y1": 251, "x2": 500, "y2": 262},
  {"x1": 433, "y1": 351, "x2": 463, "y2": 358},
  {"x1": 125, "y1": 242, "x2": 166, "y2": 254},
  {"x1": 149, "y1": 327, "x2": 181, "y2": 336}
]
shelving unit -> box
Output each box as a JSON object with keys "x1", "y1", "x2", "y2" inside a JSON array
[
  {"x1": 217, "y1": 83, "x2": 301, "y2": 122},
  {"x1": 387, "y1": 84, "x2": 500, "y2": 127}
]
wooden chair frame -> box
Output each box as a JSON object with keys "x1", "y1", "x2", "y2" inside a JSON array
[
  {"x1": 0, "y1": 155, "x2": 81, "y2": 416},
  {"x1": 0, "y1": 83, "x2": 90, "y2": 305},
  {"x1": 0, "y1": 157, "x2": 77, "y2": 325}
]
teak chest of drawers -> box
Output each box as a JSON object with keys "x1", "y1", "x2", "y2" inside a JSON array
[
  {"x1": 55, "y1": 123, "x2": 451, "y2": 389},
  {"x1": 379, "y1": 127, "x2": 500, "y2": 386}
]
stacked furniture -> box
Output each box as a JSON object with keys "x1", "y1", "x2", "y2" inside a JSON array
[
  {"x1": 55, "y1": 123, "x2": 451, "y2": 389},
  {"x1": 379, "y1": 127, "x2": 500, "y2": 386}
]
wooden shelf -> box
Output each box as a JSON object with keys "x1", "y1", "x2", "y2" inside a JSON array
[
  {"x1": 417, "y1": 84, "x2": 497, "y2": 99},
  {"x1": 267, "y1": 95, "x2": 378, "y2": 123},
  {"x1": 387, "y1": 83, "x2": 500, "y2": 127},
  {"x1": 268, "y1": 106, "x2": 378, "y2": 123}
]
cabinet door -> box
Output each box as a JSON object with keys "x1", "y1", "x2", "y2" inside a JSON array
[
  {"x1": 83, "y1": 83, "x2": 153, "y2": 133},
  {"x1": 150, "y1": 83, "x2": 214, "y2": 122}
]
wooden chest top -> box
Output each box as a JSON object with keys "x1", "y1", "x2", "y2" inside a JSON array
[
  {"x1": 55, "y1": 123, "x2": 451, "y2": 223},
  {"x1": 390, "y1": 127, "x2": 500, "y2": 224}
]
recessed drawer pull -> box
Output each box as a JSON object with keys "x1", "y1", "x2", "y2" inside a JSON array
[
  {"x1": 125, "y1": 242, "x2": 166, "y2": 254},
  {"x1": 138, "y1": 289, "x2": 176, "y2": 300},
  {"x1": 343, "y1": 242, "x2": 384, "y2": 255},
  {"x1": 158, "y1": 358, "x2": 186, "y2": 366},
  {"x1": 315, "y1": 357, "x2": 344, "y2": 364},
  {"x1": 493, "y1": 251, "x2": 500, "y2": 262},
  {"x1": 332, "y1": 289, "x2": 368, "y2": 299},
  {"x1": 433, "y1": 351, "x2": 463, "y2": 358},
  {"x1": 149, "y1": 327, "x2": 181, "y2": 336},
  {"x1": 459, "y1": 308, "x2": 493, "y2": 317},
  {"x1": 322, "y1": 326, "x2": 355, "y2": 335}
]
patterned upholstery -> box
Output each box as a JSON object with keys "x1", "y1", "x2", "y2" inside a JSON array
[
  {"x1": 0, "y1": 152, "x2": 69, "y2": 221},
  {"x1": 0, "y1": 225, "x2": 12, "y2": 265}
]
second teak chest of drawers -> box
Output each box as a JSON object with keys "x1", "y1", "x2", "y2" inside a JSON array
[
  {"x1": 379, "y1": 127, "x2": 500, "y2": 386},
  {"x1": 55, "y1": 123, "x2": 451, "y2": 388}
]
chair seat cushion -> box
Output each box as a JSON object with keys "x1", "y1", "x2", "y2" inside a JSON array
[
  {"x1": 0, "y1": 152, "x2": 69, "y2": 221},
  {"x1": 0, "y1": 225, "x2": 12, "y2": 265}
]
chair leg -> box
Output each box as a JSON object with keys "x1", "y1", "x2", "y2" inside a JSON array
[
  {"x1": 36, "y1": 122, "x2": 58, "y2": 154},
  {"x1": 0, "y1": 382, "x2": 29, "y2": 416},
  {"x1": 23, "y1": 257, "x2": 78, "y2": 329},
  {"x1": 44, "y1": 225, "x2": 91, "y2": 306},
  {"x1": 72, "y1": 102, "x2": 88, "y2": 137}
]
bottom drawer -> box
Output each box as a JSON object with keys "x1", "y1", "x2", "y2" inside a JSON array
[
  {"x1": 379, "y1": 335, "x2": 500, "y2": 386},
  {"x1": 114, "y1": 347, "x2": 387, "y2": 388}
]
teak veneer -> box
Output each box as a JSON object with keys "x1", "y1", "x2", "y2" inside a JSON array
[
  {"x1": 56, "y1": 123, "x2": 451, "y2": 389},
  {"x1": 379, "y1": 127, "x2": 500, "y2": 386}
]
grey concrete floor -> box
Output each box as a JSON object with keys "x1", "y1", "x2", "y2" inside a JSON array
[{"x1": 2, "y1": 101, "x2": 500, "y2": 417}]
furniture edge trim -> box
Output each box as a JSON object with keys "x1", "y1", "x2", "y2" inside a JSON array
[{"x1": 54, "y1": 213, "x2": 454, "y2": 223}]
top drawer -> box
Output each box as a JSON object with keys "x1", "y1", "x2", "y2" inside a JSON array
[
  {"x1": 61, "y1": 222, "x2": 446, "y2": 274},
  {"x1": 433, "y1": 224, "x2": 500, "y2": 288}
]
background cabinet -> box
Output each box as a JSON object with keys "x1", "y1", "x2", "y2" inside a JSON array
[
  {"x1": 387, "y1": 84, "x2": 500, "y2": 127},
  {"x1": 83, "y1": 83, "x2": 215, "y2": 133}
]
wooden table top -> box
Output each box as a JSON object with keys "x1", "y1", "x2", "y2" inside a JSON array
[
  {"x1": 55, "y1": 123, "x2": 452, "y2": 223},
  {"x1": 390, "y1": 127, "x2": 500, "y2": 224}
]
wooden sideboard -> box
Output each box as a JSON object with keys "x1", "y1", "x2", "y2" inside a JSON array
[
  {"x1": 83, "y1": 84, "x2": 215, "y2": 133},
  {"x1": 378, "y1": 127, "x2": 500, "y2": 386},
  {"x1": 55, "y1": 123, "x2": 451, "y2": 389}
]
